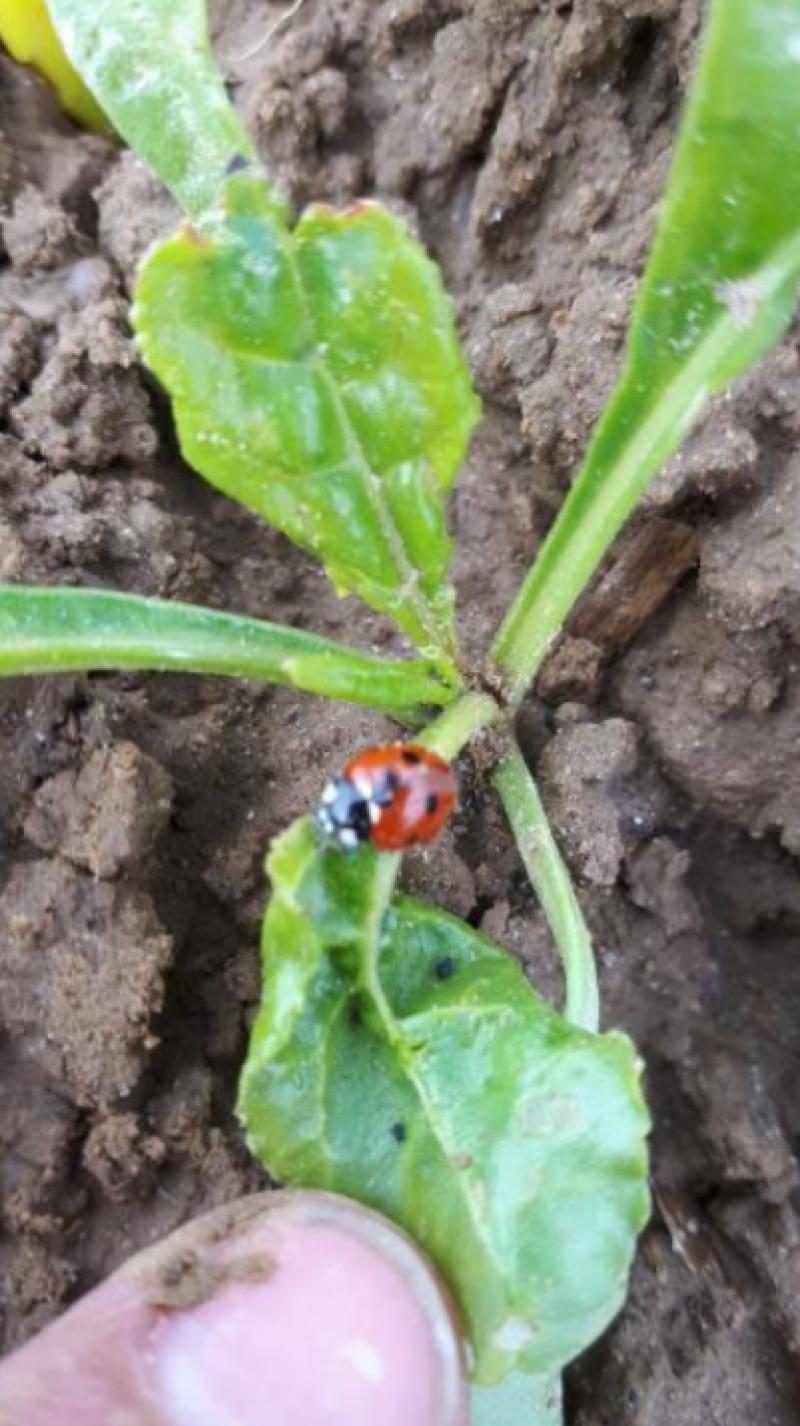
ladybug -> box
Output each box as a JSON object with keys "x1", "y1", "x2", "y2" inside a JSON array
[{"x1": 315, "y1": 743, "x2": 457, "y2": 852}]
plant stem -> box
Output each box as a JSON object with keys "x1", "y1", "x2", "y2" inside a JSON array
[
  {"x1": 360, "y1": 849, "x2": 403, "y2": 1032},
  {"x1": 417, "y1": 690, "x2": 502, "y2": 760},
  {"x1": 412, "y1": 692, "x2": 599, "y2": 1034},
  {"x1": 493, "y1": 744, "x2": 599, "y2": 1034},
  {"x1": 361, "y1": 692, "x2": 501, "y2": 1037},
  {"x1": 487, "y1": 381, "x2": 686, "y2": 704},
  {"x1": 490, "y1": 241, "x2": 800, "y2": 708}
]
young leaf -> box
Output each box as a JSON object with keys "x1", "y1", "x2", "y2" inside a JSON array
[
  {"x1": 238, "y1": 820, "x2": 650, "y2": 1386},
  {"x1": 0, "y1": 585, "x2": 454, "y2": 718},
  {"x1": 134, "y1": 175, "x2": 480, "y2": 681},
  {"x1": 493, "y1": 0, "x2": 800, "y2": 701},
  {"x1": 46, "y1": 0, "x2": 254, "y2": 215},
  {"x1": 0, "y1": 0, "x2": 110, "y2": 134}
]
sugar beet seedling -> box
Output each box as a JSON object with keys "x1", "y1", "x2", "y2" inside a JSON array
[{"x1": 2, "y1": 0, "x2": 800, "y2": 1421}]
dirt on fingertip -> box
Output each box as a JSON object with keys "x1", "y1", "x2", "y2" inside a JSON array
[{"x1": 1, "y1": 4, "x2": 799, "y2": 1421}]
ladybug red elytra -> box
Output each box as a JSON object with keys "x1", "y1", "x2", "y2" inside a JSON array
[{"x1": 315, "y1": 743, "x2": 457, "y2": 852}]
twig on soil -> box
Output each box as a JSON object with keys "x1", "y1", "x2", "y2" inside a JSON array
[{"x1": 228, "y1": 0, "x2": 310, "y2": 66}]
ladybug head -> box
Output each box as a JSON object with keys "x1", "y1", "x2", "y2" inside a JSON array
[{"x1": 315, "y1": 775, "x2": 371, "y2": 851}]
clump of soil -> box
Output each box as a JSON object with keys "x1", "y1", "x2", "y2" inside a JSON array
[{"x1": 1, "y1": 3, "x2": 799, "y2": 1420}]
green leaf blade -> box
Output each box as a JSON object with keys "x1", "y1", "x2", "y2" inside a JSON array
[
  {"x1": 493, "y1": 0, "x2": 800, "y2": 699},
  {"x1": 134, "y1": 177, "x2": 480, "y2": 677},
  {"x1": 0, "y1": 585, "x2": 453, "y2": 717},
  {"x1": 238, "y1": 826, "x2": 650, "y2": 1385},
  {"x1": 381, "y1": 899, "x2": 649, "y2": 1379},
  {"x1": 47, "y1": 0, "x2": 255, "y2": 215},
  {"x1": 295, "y1": 204, "x2": 479, "y2": 492}
]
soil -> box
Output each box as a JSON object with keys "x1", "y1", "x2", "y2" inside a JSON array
[{"x1": 1, "y1": 1, "x2": 799, "y2": 1421}]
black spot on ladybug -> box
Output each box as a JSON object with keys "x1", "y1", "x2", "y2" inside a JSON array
[
  {"x1": 435, "y1": 956, "x2": 455, "y2": 980},
  {"x1": 374, "y1": 770, "x2": 400, "y2": 806},
  {"x1": 400, "y1": 749, "x2": 422, "y2": 764},
  {"x1": 424, "y1": 792, "x2": 439, "y2": 816},
  {"x1": 390, "y1": 1121, "x2": 407, "y2": 1143}
]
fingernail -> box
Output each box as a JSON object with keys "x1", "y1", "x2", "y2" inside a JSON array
[{"x1": 151, "y1": 1202, "x2": 467, "y2": 1426}]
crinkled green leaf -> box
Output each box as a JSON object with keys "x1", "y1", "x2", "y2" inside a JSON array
[
  {"x1": 0, "y1": 585, "x2": 453, "y2": 718},
  {"x1": 494, "y1": 0, "x2": 800, "y2": 699},
  {"x1": 238, "y1": 820, "x2": 650, "y2": 1385},
  {"x1": 134, "y1": 175, "x2": 480, "y2": 680},
  {"x1": 46, "y1": 0, "x2": 254, "y2": 214}
]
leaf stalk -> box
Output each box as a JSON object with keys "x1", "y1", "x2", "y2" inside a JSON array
[
  {"x1": 417, "y1": 689, "x2": 503, "y2": 761},
  {"x1": 411, "y1": 690, "x2": 600, "y2": 1034},
  {"x1": 493, "y1": 745, "x2": 599, "y2": 1034}
]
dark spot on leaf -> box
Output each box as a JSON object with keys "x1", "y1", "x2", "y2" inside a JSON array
[
  {"x1": 400, "y1": 748, "x2": 422, "y2": 764},
  {"x1": 424, "y1": 792, "x2": 439, "y2": 815},
  {"x1": 435, "y1": 956, "x2": 455, "y2": 980},
  {"x1": 390, "y1": 1121, "x2": 407, "y2": 1143},
  {"x1": 347, "y1": 997, "x2": 362, "y2": 1029}
]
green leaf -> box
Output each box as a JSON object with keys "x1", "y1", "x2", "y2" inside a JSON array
[
  {"x1": 0, "y1": 585, "x2": 454, "y2": 718},
  {"x1": 471, "y1": 1370, "x2": 562, "y2": 1426},
  {"x1": 46, "y1": 0, "x2": 254, "y2": 215},
  {"x1": 238, "y1": 820, "x2": 650, "y2": 1385},
  {"x1": 134, "y1": 175, "x2": 480, "y2": 681},
  {"x1": 493, "y1": 0, "x2": 800, "y2": 701}
]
